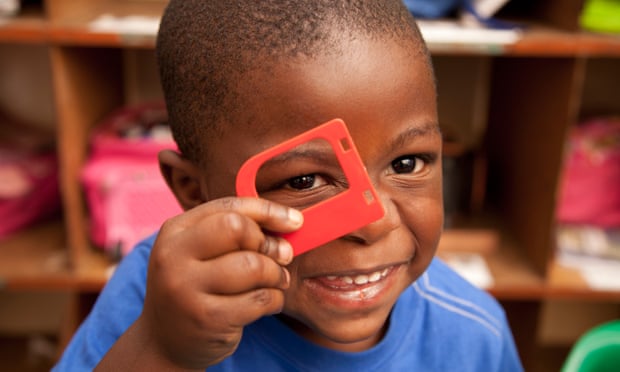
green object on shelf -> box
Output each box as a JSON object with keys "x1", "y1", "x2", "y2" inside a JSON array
[
  {"x1": 561, "y1": 320, "x2": 620, "y2": 372},
  {"x1": 580, "y1": 0, "x2": 620, "y2": 34}
]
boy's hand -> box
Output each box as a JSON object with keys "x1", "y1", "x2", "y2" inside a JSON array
[{"x1": 139, "y1": 197, "x2": 303, "y2": 370}]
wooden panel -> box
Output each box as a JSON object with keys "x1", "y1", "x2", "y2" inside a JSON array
[
  {"x1": 485, "y1": 57, "x2": 584, "y2": 275},
  {"x1": 123, "y1": 49, "x2": 163, "y2": 104},
  {"x1": 580, "y1": 58, "x2": 620, "y2": 118},
  {"x1": 57, "y1": 291, "x2": 100, "y2": 359},
  {"x1": 529, "y1": 0, "x2": 586, "y2": 31},
  {"x1": 497, "y1": 0, "x2": 586, "y2": 31},
  {"x1": 433, "y1": 56, "x2": 491, "y2": 149},
  {"x1": 0, "y1": 44, "x2": 56, "y2": 130},
  {"x1": 0, "y1": 220, "x2": 72, "y2": 290},
  {"x1": 49, "y1": 46, "x2": 124, "y2": 269},
  {"x1": 0, "y1": 292, "x2": 69, "y2": 334},
  {"x1": 538, "y1": 300, "x2": 620, "y2": 345},
  {"x1": 501, "y1": 300, "x2": 542, "y2": 371}
]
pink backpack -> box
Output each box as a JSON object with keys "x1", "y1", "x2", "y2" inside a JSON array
[
  {"x1": 81, "y1": 102, "x2": 183, "y2": 258},
  {"x1": 556, "y1": 117, "x2": 620, "y2": 228},
  {"x1": 0, "y1": 147, "x2": 60, "y2": 239}
]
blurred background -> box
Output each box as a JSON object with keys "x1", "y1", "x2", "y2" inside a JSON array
[{"x1": 0, "y1": 0, "x2": 618, "y2": 371}]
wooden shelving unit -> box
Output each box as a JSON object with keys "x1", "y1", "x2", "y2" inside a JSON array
[{"x1": 1, "y1": 1, "x2": 619, "y2": 371}]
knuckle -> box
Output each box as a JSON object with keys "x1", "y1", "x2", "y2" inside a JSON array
[
  {"x1": 222, "y1": 212, "x2": 245, "y2": 235},
  {"x1": 158, "y1": 218, "x2": 173, "y2": 234},
  {"x1": 239, "y1": 252, "x2": 265, "y2": 275},
  {"x1": 251, "y1": 288, "x2": 275, "y2": 307},
  {"x1": 218, "y1": 197, "x2": 241, "y2": 212},
  {"x1": 261, "y1": 200, "x2": 275, "y2": 218},
  {"x1": 261, "y1": 200, "x2": 285, "y2": 220},
  {"x1": 196, "y1": 302, "x2": 242, "y2": 349},
  {"x1": 258, "y1": 237, "x2": 276, "y2": 256},
  {"x1": 251, "y1": 289, "x2": 284, "y2": 314},
  {"x1": 150, "y1": 243, "x2": 172, "y2": 274},
  {"x1": 221, "y1": 212, "x2": 252, "y2": 249}
]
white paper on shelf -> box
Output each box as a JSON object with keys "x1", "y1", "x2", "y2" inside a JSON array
[
  {"x1": 88, "y1": 14, "x2": 160, "y2": 35},
  {"x1": 418, "y1": 20, "x2": 522, "y2": 45},
  {"x1": 557, "y1": 251, "x2": 620, "y2": 291},
  {"x1": 442, "y1": 252, "x2": 494, "y2": 289}
]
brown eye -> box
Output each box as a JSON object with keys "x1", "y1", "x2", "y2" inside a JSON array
[
  {"x1": 287, "y1": 174, "x2": 318, "y2": 190},
  {"x1": 391, "y1": 156, "x2": 424, "y2": 174}
]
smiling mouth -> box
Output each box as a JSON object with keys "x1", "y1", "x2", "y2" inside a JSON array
[
  {"x1": 321, "y1": 267, "x2": 391, "y2": 289},
  {"x1": 304, "y1": 265, "x2": 400, "y2": 304},
  {"x1": 309, "y1": 265, "x2": 400, "y2": 291}
]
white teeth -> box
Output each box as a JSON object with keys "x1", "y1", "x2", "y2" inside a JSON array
[
  {"x1": 369, "y1": 271, "x2": 382, "y2": 283},
  {"x1": 325, "y1": 268, "x2": 390, "y2": 286}
]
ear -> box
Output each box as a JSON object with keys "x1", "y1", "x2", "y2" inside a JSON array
[{"x1": 158, "y1": 149, "x2": 205, "y2": 210}]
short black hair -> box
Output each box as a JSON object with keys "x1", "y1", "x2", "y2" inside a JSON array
[{"x1": 156, "y1": 0, "x2": 428, "y2": 164}]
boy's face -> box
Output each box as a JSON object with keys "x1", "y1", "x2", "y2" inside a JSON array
[{"x1": 197, "y1": 35, "x2": 441, "y2": 351}]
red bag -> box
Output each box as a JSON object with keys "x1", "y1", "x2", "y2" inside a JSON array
[
  {"x1": 557, "y1": 117, "x2": 620, "y2": 228},
  {"x1": 81, "y1": 102, "x2": 182, "y2": 258},
  {"x1": 0, "y1": 147, "x2": 60, "y2": 238}
]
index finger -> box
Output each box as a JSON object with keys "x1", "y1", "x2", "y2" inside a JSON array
[
  {"x1": 185, "y1": 196, "x2": 304, "y2": 233},
  {"x1": 159, "y1": 197, "x2": 303, "y2": 261}
]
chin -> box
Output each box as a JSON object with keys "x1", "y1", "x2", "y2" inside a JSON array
[
  {"x1": 318, "y1": 316, "x2": 390, "y2": 352},
  {"x1": 282, "y1": 308, "x2": 392, "y2": 352}
]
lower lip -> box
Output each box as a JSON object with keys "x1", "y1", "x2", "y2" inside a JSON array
[{"x1": 303, "y1": 266, "x2": 401, "y2": 309}]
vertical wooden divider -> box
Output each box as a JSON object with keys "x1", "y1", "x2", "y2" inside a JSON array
[
  {"x1": 485, "y1": 57, "x2": 585, "y2": 276},
  {"x1": 50, "y1": 46, "x2": 124, "y2": 354},
  {"x1": 50, "y1": 46, "x2": 123, "y2": 270}
]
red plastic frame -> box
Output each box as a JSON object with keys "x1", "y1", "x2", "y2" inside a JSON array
[{"x1": 236, "y1": 119, "x2": 384, "y2": 256}]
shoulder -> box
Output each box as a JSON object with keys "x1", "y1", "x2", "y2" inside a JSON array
[
  {"x1": 52, "y1": 233, "x2": 157, "y2": 371},
  {"x1": 409, "y1": 258, "x2": 507, "y2": 338},
  {"x1": 94, "y1": 232, "x2": 156, "y2": 300},
  {"x1": 391, "y1": 259, "x2": 523, "y2": 371}
]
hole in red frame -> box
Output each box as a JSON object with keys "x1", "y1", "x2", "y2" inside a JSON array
[
  {"x1": 340, "y1": 137, "x2": 351, "y2": 152},
  {"x1": 254, "y1": 138, "x2": 348, "y2": 210}
]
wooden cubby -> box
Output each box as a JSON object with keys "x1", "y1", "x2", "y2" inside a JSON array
[{"x1": 0, "y1": 1, "x2": 619, "y2": 371}]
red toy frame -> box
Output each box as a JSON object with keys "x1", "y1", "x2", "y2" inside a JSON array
[{"x1": 236, "y1": 119, "x2": 384, "y2": 256}]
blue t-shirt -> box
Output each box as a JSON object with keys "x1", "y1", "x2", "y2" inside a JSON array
[{"x1": 54, "y1": 234, "x2": 523, "y2": 371}]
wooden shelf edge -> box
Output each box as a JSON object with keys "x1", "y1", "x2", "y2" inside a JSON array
[
  {"x1": 0, "y1": 22, "x2": 156, "y2": 47},
  {"x1": 0, "y1": 17, "x2": 47, "y2": 43},
  {"x1": 0, "y1": 220, "x2": 111, "y2": 292},
  {"x1": 2, "y1": 16, "x2": 619, "y2": 55},
  {"x1": 2, "y1": 219, "x2": 618, "y2": 301},
  {"x1": 0, "y1": 220, "x2": 71, "y2": 291},
  {"x1": 506, "y1": 29, "x2": 620, "y2": 57},
  {"x1": 48, "y1": 27, "x2": 156, "y2": 48},
  {"x1": 439, "y1": 224, "x2": 620, "y2": 301}
]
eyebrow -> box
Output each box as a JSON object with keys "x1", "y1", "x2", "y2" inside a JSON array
[
  {"x1": 260, "y1": 122, "x2": 441, "y2": 168},
  {"x1": 261, "y1": 146, "x2": 340, "y2": 168},
  {"x1": 388, "y1": 122, "x2": 442, "y2": 153}
]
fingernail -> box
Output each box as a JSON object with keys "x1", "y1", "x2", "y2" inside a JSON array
[
  {"x1": 278, "y1": 239, "x2": 294, "y2": 264},
  {"x1": 288, "y1": 209, "x2": 304, "y2": 227},
  {"x1": 282, "y1": 268, "x2": 291, "y2": 287}
]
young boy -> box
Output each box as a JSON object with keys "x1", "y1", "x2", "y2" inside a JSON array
[{"x1": 54, "y1": 0, "x2": 523, "y2": 370}]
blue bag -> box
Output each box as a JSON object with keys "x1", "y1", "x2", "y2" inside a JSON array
[
  {"x1": 403, "y1": 0, "x2": 519, "y2": 29},
  {"x1": 402, "y1": 0, "x2": 462, "y2": 19}
]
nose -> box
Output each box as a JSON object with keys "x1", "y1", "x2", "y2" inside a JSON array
[{"x1": 343, "y1": 189, "x2": 400, "y2": 245}]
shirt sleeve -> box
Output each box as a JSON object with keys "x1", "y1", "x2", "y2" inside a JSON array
[{"x1": 52, "y1": 235, "x2": 155, "y2": 371}]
